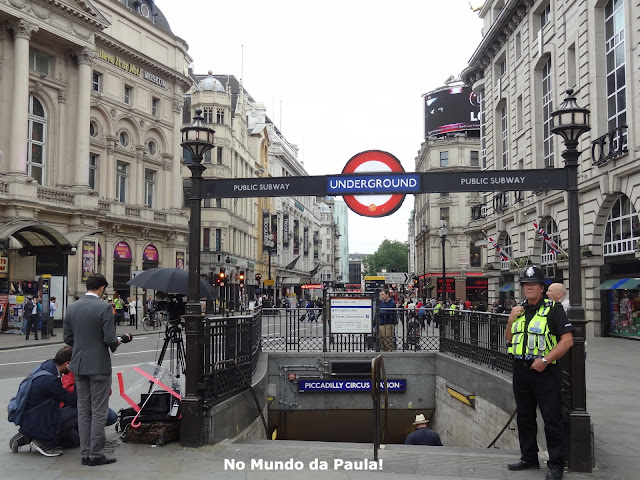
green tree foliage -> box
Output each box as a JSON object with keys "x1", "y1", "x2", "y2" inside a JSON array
[{"x1": 363, "y1": 240, "x2": 408, "y2": 276}]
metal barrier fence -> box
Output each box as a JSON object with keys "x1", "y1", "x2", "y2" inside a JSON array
[
  {"x1": 198, "y1": 310, "x2": 262, "y2": 407},
  {"x1": 261, "y1": 306, "x2": 441, "y2": 352},
  {"x1": 437, "y1": 309, "x2": 513, "y2": 373}
]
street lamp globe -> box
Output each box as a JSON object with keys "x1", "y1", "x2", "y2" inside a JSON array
[
  {"x1": 181, "y1": 108, "x2": 215, "y2": 158},
  {"x1": 550, "y1": 89, "x2": 590, "y2": 144}
]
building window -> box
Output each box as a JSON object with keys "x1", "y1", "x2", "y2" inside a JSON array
[
  {"x1": 542, "y1": 58, "x2": 554, "y2": 168},
  {"x1": 144, "y1": 169, "x2": 155, "y2": 208},
  {"x1": 540, "y1": 218, "x2": 561, "y2": 265},
  {"x1": 440, "y1": 207, "x2": 449, "y2": 224},
  {"x1": 216, "y1": 108, "x2": 225, "y2": 124},
  {"x1": 152, "y1": 97, "x2": 160, "y2": 116},
  {"x1": 27, "y1": 95, "x2": 46, "y2": 185},
  {"x1": 203, "y1": 107, "x2": 213, "y2": 124},
  {"x1": 605, "y1": 0, "x2": 627, "y2": 139},
  {"x1": 147, "y1": 140, "x2": 157, "y2": 156},
  {"x1": 29, "y1": 50, "x2": 51, "y2": 75},
  {"x1": 116, "y1": 161, "x2": 127, "y2": 202},
  {"x1": 215, "y1": 229, "x2": 222, "y2": 251},
  {"x1": 440, "y1": 192, "x2": 449, "y2": 197},
  {"x1": 119, "y1": 131, "x2": 129, "y2": 147},
  {"x1": 439, "y1": 151, "x2": 449, "y2": 167},
  {"x1": 515, "y1": 32, "x2": 522, "y2": 59},
  {"x1": 479, "y1": 89, "x2": 486, "y2": 169},
  {"x1": 92, "y1": 72, "x2": 102, "y2": 92},
  {"x1": 124, "y1": 85, "x2": 132, "y2": 105},
  {"x1": 204, "y1": 149, "x2": 211, "y2": 164},
  {"x1": 470, "y1": 150, "x2": 479, "y2": 167},
  {"x1": 501, "y1": 105, "x2": 509, "y2": 169},
  {"x1": 501, "y1": 235, "x2": 513, "y2": 270},
  {"x1": 89, "y1": 154, "x2": 98, "y2": 190},
  {"x1": 89, "y1": 121, "x2": 99, "y2": 138},
  {"x1": 499, "y1": 58, "x2": 507, "y2": 77},
  {"x1": 540, "y1": 3, "x2": 551, "y2": 28},
  {"x1": 217, "y1": 147, "x2": 223, "y2": 164},
  {"x1": 470, "y1": 245, "x2": 482, "y2": 267},
  {"x1": 517, "y1": 95, "x2": 523, "y2": 130},
  {"x1": 203, "y1": 228, "x2": 210, "y2": 251},
  {"x1": 603, "y1": 194, "x2": 640, "y2": 256}
]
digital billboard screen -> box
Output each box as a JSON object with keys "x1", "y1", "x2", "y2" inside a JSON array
[{"x1": 424, "y1": 85, "x2": 480, "y2": 138}]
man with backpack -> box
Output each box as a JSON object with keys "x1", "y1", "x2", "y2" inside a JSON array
[{"x1": 8, "y1": 346, "x2": 78, "y2": 456}]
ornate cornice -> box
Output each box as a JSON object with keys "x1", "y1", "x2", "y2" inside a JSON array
[{"x1": 76, "y1": 47, "x2": 94, "y2": 65}]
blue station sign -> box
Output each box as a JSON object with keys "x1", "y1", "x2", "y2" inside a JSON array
[
  {"x1": 298, "y1": 379, "x2": 407, "y2": 393},
  {"x1": 326, "y1": 174, "x2": 421, "y2": 195}
]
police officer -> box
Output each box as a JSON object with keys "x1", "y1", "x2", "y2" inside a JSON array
[{"x1": 505, "y1": 266, "x2": 574, "y2": 480}]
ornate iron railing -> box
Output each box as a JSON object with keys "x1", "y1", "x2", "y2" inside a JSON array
[
  {"x1": 438, "y1": 309, "x2": 513, "y2": 373},
  {"x1": 591, "y1": 125, "x2": 628, "y2": 166},
  {"x1": 199, "y1": 310, "x2": 261, "y2": 407}
]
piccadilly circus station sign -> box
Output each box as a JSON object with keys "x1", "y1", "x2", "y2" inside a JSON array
[{"x1": 195, "y1": 149, "x2": 568, "y2": 217}]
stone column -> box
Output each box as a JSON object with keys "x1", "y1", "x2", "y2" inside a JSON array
[
  {"x1": 172, "y1": 95, "x2": 185, "y2": 210},
  {"x1": 55, "y1": 90, "x2": 67, "y2": 187},
  {"x1": 74, "y1": 48, "x2": 93, "y2": 187},
  {"x1": 105, "y1": 136, "x2": 116, "y2": 199},
  {"x1": 136, "y1": 148, "x2": 145, "y2": 206},
  {"x1": 9, "y1": 19, "x2": 38, "y2": 176}
]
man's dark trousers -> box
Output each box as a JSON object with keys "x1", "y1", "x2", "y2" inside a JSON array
[
  {"x1": 25, "y1": 314, "x2": 39, "y2": 339},
  {"x1": 512, "y1": 360, "x2": 565, "y2": 469}
]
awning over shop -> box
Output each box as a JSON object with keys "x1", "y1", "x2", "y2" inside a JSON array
[
  {"x1": 596, "y1": 278, "x2": 640, "y2": 290},
  {"x1": 0, "y1": 219, "x2": 101, "y2": 256},
  {"x1": 499, "y1": 283, "x2": 515, "y2": 292}
]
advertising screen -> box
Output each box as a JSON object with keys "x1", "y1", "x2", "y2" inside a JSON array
[{"x1": 424, "y1": 85, "x2": 479, "y2": 137}]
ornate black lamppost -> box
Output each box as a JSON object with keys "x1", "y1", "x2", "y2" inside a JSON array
[
  {"x1": 421, "y1": 224, "x2": 427, "y2": 299},
  {"x1": 550, "y1": 89, "x2": 591, "y2": 472},
  {"x1": 180, "y1": 108, "x2": 214, "y2": 447},
  {"x1": 439, "y1": 219, "x2": 447, "y2": 302}
]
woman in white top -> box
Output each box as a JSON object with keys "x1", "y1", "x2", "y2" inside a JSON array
[{"x1": 128, "y1": 297, "x2": 140, "y2": 329}]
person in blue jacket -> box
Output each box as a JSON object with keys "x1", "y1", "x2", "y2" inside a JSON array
[
  {"x1": 9, "y1": 346, "x2": 78, "y2": 457},
  {"x1": 405, "y1": 414, "x2": 443, "y2": 446}
]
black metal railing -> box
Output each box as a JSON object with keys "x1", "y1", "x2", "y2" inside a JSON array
[
  {"x1": 261, "y1": 306, "x2": 441, "y2": 352},
  {"x1": 199, "y1": 310, "x2": 262, "y2": 407},
  {"x1": 438, "y1": 309, "x2": 513, "y2": 373},
  {"x1": 591, "y1": 124, "x2": 628, "y2": 166}
]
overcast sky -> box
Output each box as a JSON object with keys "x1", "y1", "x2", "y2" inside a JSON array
[{"x1": 157, "y1": 0, "x2": 483, "y2": 254}]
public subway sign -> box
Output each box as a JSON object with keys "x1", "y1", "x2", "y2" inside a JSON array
[
  {"x1": 195, "y1": 150, "x2": 570, "y2": 217},
  {"x1": 297, "y1": 379, "x2": 407, "y2": 392}
]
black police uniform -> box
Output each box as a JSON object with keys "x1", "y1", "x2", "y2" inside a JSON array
[{"x1": 512, "y1": 297, "x2": 573, "y2": 470}]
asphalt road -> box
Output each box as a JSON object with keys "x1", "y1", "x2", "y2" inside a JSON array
[{"x1": 0, "y1": 330, "x2": 174, "y2": 380}]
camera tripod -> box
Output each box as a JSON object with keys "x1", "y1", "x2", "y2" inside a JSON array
[{"x1": 156, "y1": 321, "x2": 186, "y2": 378}]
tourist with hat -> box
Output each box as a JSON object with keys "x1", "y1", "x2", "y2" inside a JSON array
[
  {"x1": 505, "y1": 266, "x2": 574, "y2": 480},
  {"x1": 404, "y1": 413, "x2": 442, "y2": 446}
]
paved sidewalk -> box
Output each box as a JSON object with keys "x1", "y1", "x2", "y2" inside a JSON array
[{"x1": 0, "y1": 334, "x2": 637, "y2": 479}]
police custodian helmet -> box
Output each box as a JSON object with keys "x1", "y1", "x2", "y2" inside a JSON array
[{"x1": 519, "y1": 265, "x2": 545, "y2": 284}]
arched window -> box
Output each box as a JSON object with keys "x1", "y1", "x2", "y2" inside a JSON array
[
  {"x1": 540, "y1": 218, "x2": 561, "y2": 265},
  {"x1": 27, "y1": 95, "x2": 46, "y2": 184},
  {"x1": 604, "y1": 195, "x2": 640, "y2": 255}
]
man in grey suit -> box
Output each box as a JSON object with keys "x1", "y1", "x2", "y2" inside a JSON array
[{"x1": 63, "y1": 274, "x2": 119, "y2": 466}]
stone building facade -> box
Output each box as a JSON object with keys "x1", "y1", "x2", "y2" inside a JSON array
[
  {"x1": 0, "y1": 0, "x2": 191, "y2": 320},
  {"x1": 461, "y1": 0, "x2": 639, "y2": 337}
]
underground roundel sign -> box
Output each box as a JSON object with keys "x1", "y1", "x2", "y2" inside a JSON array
[{"x1": 341, "y1": 150, "x2": 406, "y2": 217}]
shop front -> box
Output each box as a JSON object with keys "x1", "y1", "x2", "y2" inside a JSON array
[
  {"x1": 597, "y1": 254, "x2": 640, "y2": 338},
  {"x1": 113, "y1": 241, "x2": 132, "y2": 300},
  {"x1": 465, "y1": 276, "x2": 488, "y2": 305}
]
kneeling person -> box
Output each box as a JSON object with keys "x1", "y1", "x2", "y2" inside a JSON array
[{"x1": 9, "y1": 346, "x2": 78, "y2": 456}]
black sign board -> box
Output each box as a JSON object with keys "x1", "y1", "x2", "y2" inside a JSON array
[{"x1": 193, "y1": 169, "x2": 569, "y2": 200}]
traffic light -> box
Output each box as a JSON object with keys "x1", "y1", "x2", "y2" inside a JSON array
[
  {"x1": 218, "y1": 268, "x2": 226, "y2": 287},
  {"x1": 219, "y1": 267, "x2": 225, "y2": 279},
  {"x1": 239, "y1": 271, "x2": 245, "y2": 288},
  {"x1": 413, "y1": 276, "x2": 419, "y2": 288}
]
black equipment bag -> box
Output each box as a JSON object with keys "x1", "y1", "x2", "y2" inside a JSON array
[
  {"x1": 122, "y1": 421, "x2": 180, "y2": 445},
  {"x1": 116, "y1": 391, "x2": 181, "y2": 433}
]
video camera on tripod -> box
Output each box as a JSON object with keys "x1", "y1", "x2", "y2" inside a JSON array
[{"x1": 156, "y1": 293, "x2": 185, "y2": 324}]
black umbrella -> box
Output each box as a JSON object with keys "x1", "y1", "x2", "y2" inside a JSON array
[{"x1": 127, "y1": 267, "x2": 216, "y2": 299}]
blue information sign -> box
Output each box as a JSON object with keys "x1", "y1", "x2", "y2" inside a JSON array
[
  {"x1": 326, "y1": 174, "x2": 421, "y2": 195},
  {"x1": 298, "y1": 379, "x2": 406, "y2": 393}
]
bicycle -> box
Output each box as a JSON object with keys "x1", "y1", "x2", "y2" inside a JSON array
[{"x1": 142, "y1": 312, "x2": 160, "y2": 331}]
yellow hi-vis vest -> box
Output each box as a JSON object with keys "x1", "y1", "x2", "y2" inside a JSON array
[
  {"x1": 449, "y1": 303, "x2": 456, "y2": 316},
  {"x1": 434, "y1": 303, "x2": 441, "y2": 314},
  {"x1": 508, "y1": 299, "x2": 558, "y2": 362}
]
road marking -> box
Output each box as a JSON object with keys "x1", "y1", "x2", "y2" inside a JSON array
[{"x1": 0, "y1": 349, "x2": 158, "y2": 367}]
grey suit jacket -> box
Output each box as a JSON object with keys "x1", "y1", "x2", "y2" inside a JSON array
[{"x1": 63, "y1": 294, "x2": 119, "y2": 375}]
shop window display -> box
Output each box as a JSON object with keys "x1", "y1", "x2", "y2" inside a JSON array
[{"x1": 608, "y1": 290, "x2": 640, "y2": 337}]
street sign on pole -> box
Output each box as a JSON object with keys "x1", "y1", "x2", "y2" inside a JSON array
[{"x1": 382, "y1": 272, "x2": 410, "y2": 284}]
